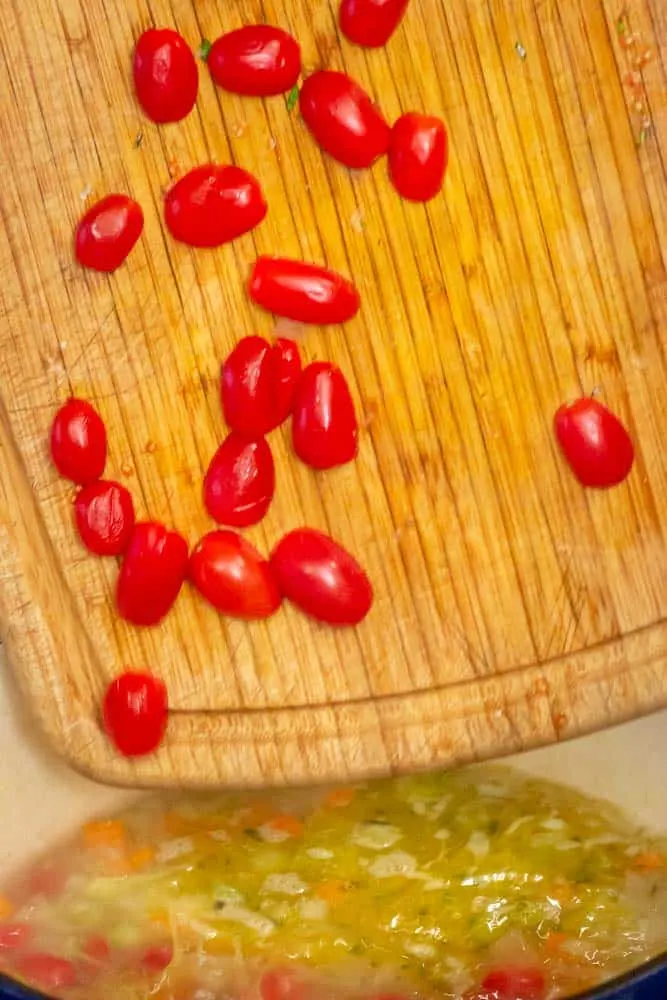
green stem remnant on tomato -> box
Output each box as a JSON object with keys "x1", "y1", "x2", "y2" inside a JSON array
[
  {"x1": 198, "y1": 38, "x2": 212, "y2": 61},
  {"x1": 286, "y1": 84, "x2": 299, "y2": 112}
]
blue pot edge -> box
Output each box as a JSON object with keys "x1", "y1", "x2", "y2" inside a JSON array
[{"x1": 0, "y1": 953, "x2": 665, "y2": 1000}]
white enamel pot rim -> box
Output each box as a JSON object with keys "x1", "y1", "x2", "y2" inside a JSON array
[{"x1": 0, "y1": 657, "x2": 665, "y2": 999}]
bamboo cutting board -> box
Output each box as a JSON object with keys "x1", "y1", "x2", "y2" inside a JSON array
[{"x1": 0, "y1": 0, "x2": 665, "y2": 789}]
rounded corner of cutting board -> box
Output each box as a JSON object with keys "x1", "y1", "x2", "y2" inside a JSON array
[{"x1": 3, "y1": 605, "x2": 666, "y2": 789}]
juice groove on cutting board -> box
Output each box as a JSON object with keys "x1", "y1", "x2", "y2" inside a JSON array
[{"x1": 0, "y1": 0, "x2": 665, "y2": 787}]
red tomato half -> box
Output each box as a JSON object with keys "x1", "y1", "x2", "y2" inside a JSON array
[
  {"x1": 50, "y1": 398, "x2": 107, "y2": 484},
  {"x1": 102, "y1": 670, "x2": 168, "y2": 757},
  {"x1": 82, "y1": 935, "x2": 111, "y2": 963},
  {"x1": 208, "y1": 25, "x2": 301, "y2": 96},
  {"x1": 203, "y1": 433, "x2": 275, "y2": 527},
  {"x1": 75, "y1": 195, "x2": 143, "y2": 272},
  {"x1": 221, "y1": 335, "x2": 301, "y2": 437},
  {"x1": 15, "y1": 953, "x2": 78, "y2": 991},
  {"x1": 292, "y1": 362, "x2": 358, "y2": 469},
  {"x1": 189, "y1": 530, "x2": 281, "y2": 619},
  {"x1": 480, "y1": 966, "x2": 546, "y2": 1000},
  {"x1": 74, "y1": 480, "x2": 135, "y2": 556},
  {"x1": 165, "y1": 165, "x2": 267, "y2": 248},
  {"x1": 388, "y1": 112, "x2": 448, "y2": 202},
  {"x1": 554, "y1": 398, "x2": 634, "y2": 488},
  {"x1": 133, "y1": 28, "x2": 198, "y2": 123},
  {"x1": 116, "y1": 522, "x2": 189, "y2": 626},
  {"x1": 249, "y1": 257, "x2": 360, "y2": 325},
  {"x1": 299, "y1": 70, "x2": 390, "y2": 168},
  {"x1": 260, "y1": 967, "x2": 308, "y2": 1000},
  {"x1": 271, "y1": 528, "x2": 373, "y2": 626},
  {"x1": 140, "y1": 943, "x2": 174, "y2": 972},
  {"x1": 0, "y1": 923, "x2": 33, "y2": 950},
  {"x1": 339, "y1": 0, "x2": 409, "y2": 47}
]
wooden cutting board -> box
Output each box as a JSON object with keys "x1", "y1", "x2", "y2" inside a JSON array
[{"x1": 0, "y1": 0, "x2": 665, "y2": 789}]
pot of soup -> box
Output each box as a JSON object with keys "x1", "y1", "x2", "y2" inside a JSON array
[{"x1": 0, "y1": 665, "x2": 665, "y2": 1000}]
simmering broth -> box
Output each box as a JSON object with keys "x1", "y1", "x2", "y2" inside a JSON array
[{"x1": 1, "y1": 766, "x2": 665, "y2": 999}]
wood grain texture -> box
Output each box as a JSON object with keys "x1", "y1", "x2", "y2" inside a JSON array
[{"x1": 0, "y1": 0, "x2": 665, "y2": 788}]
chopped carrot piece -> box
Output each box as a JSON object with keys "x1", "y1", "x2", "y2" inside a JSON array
[
  {"x1": 203, "y1": 936, "x2": 235, "y2": 956},
  {"x1": 267, "y1": 815, "x2": 304, "y2": 838},
  {"x1": 315, "y1": 879, "x2": 348, "y2": 905},
  {"x1": 128, "y1": 846, "x2": 155, "y2": 871},
  {"x1": 243, "y1": 803, "x2": 275, "y2": 828},
  {"x1": 631, "y1": 851, "x2": 664, "y2": 871},
  {"x1": 82, "y1": 819, "x2": 127, "y2": 849},
  {"x1": 0, "y1": 896, "x2": 14, "y2": 920},
  {"x1": 323, "y1": 787, "x2": 356, "y2": 809},
  {"x1": 544, "y1": 931, "x2": 569, "y2": 955},
  {"x1": 164, "y1": 812, "x2": 197, "y2": 836},
  {"x1": 149, "y1": 909, "x2": 171, "y2": 929}
]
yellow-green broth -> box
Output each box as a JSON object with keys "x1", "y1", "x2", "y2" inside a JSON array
[{"x1": 2, "y1": 766, "x2": 666, "y2": 999}]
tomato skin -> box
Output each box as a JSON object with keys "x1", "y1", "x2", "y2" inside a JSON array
[
  {"x1": 102, "y1": 670, "x2": 168, "y2": 757},
  {"x1": 388, "y1": 112, "x2": 448, "y2": 202},
  {"x1": 50, "y1": 398, "x2": 107, "y2": 484},
  {"x1": 299, "y1": 70, "x2": 390, "y2": 168},
  {"x1": 133, "y1": 28, "x2": 198, "y2": 123},
  {"x1": 554, "y1": 398, "x2": 634, "y2": 488},
  {"x1": 75, "y1": 194, "x2": 144, "y2": 272},
  {"x1": 0, "y1": 923, "x2": 33, "y2": 950},
  {"x1": 292, "y1": 362, "x2": 358, "y2": 470},
  {"x1": 221, "y1": 336, "x2": 302, "y2": 437},
  {"x1": 189, "y1": 530, "x2": 281, "y2": 619},
  {"x1": 15, "y1": 953, "x2": 78, "y2": 990},
  {"x1": 203, "y1": 433, "x2": 275, "y2": 528},
  {"x1": 339, "y1": 0, "x2": 409, "y2": 47},
  {"x1": 271, "y1": 528, "x2": 373, "y2": 625},
  {"x1": 116, "y1": 522, "x2": 189, "y2": 626},
  {"x1": 208, "y1": 25, "x2": 301, "y2": 97},
  {"x1": 479, "y1": 966, "x2": 546, "y2": 1000},
  {"x1": 74, "y1": 480, "x2": 135, "y2": 556},
  {"x1": 249, "y1": 256, "x2": 360, "y2": 325},
  {"x1": 165, "y1": 165, "x2": 267, "y2": 248}
]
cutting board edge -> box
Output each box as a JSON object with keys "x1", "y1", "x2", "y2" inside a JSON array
[{"x1": 2, "y1": 589, "x2": 665, "y2": 789}]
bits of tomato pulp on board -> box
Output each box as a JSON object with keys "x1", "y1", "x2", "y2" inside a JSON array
[
  {"x1": 116, "y1": 522, "x2": 189, "y2": 626},
  {"x1": 271, "y1": 528, "x2": 373, "y2": 626},
  {"x1": 133, "y1": 27, "x2": 198, "y2": 123},
  {"x1": 102, "y1": 670, "x2": 168, "y2": 757},
  {"x1": 292, "y1": 362, "x2": 359, "y2": 470},
  {"x1": 208, "y1": 25, "x2": 301, "y2": 97},
  {"x1": 553, "y1": 397, "x2": 634, "y2": 488},
  {"x1": 189, "y1": 530, "x2": 281, "y2": 620},
  {"x1": 388, "y1": 113, "x2": 448, "y2": 202},
  {"x1": 299, "y1": 70, "x2": 390, "y2": 168},
  {"x1": 50, "y1": 398, "x2": 107, "y2": 484},
  {"x1": 164, "y1": 164, "x2": 267, "y2": 248},
  {"x1": 74, "y1": 480, "x2": 135, "y2": 556},
  {"x1": 249, "y1": 257, "x2": 361, "y2": 325},
  {"x1": 221, "y1": 336, "x2": 302, "y2": 438},
  {"x1": 203, "y1": 432, "x2": 276, "y2": 528},
  {"x1": 74, "y1": 194, "x2": 144, "y2": 273},
  {"x1": 339, "y1": 0, "x2": 410, "y2": 48}
]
